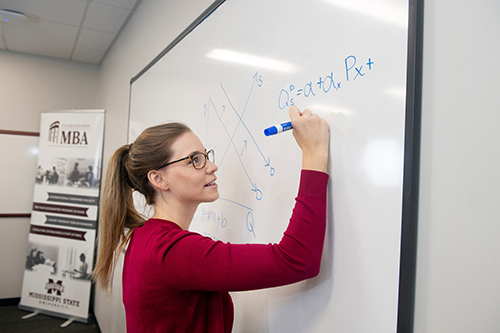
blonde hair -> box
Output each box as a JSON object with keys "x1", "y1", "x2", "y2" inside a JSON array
[{"x1": 92, "y1": 122, "x2": 191, "y2": 291}]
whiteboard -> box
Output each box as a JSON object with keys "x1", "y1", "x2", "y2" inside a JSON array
[{"x1": 129, "y1": 0, "x2": 422, "y2": 332}]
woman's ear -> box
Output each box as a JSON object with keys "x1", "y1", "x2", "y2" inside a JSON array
[{"x1": 147, "y1": 170, "x2": 169, "y2": 191}]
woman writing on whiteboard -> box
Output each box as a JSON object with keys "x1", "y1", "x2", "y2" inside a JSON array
[{"x1": 92, "y1": 106, "x2": 329, "y2": 333}]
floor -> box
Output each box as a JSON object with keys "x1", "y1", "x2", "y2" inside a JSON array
[{"x1": 0, "y1": 306, "x2": 101, "y2": 333}]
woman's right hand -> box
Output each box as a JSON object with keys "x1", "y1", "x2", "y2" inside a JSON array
[{"x1": 289, "y1": 106, "x2": 330, "y2": 173}]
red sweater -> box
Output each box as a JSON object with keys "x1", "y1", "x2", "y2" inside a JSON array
[{"x1": 123, "y1": 170, "x2": 328, "y2": 332}]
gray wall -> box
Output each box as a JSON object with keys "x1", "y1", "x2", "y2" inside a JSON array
[
  {"x1": 415, "y1": 0, "x2": 500, "y2": 331},
  {"x1": 0, "y1": 51, "x2": 99, "y2": 299}
]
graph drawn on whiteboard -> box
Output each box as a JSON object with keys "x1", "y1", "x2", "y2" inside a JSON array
[{"x1": 198, "y1": 71, "x2": 272, "y2": 241}]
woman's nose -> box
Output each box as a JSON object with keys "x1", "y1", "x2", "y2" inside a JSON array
[{"x1": 206, "y1": 160, "x2": 218, "y2": 173}]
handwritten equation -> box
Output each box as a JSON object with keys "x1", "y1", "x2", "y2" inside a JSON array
[
  {"x1": 201, "y1": 200, "x2": 256, "y2": 238},
  {"x1": 278, "y1": 55, "x2": 374, "y2": 109}
]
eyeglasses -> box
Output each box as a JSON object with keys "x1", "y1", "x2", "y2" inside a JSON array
[{"x1": 156, "y1": 149, "x2": 215, "y2": 170}]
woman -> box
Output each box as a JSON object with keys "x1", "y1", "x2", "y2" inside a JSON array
[
  {"x1": 92, "y1": 106, "x2": 330, "y2": 332},
  {"x1": 74, "y1": 253, "x2": 88, "y2": 279}
]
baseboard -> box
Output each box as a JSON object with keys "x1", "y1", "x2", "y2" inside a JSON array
[{"x1": 0, "y1": 297, "x2": 21, "y2": 307}]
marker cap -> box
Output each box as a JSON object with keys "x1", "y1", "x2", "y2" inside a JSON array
[{"x1": 264, "y1": 127, "x2": 278, "y2": 136}]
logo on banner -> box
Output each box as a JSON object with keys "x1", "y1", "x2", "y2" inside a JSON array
[
  {"x1": 46, "y1": 279, "x2": 65, "y2": 296},
  {"x1": 48, "y1": 121, "x2": 89, "y2": 146},
  {"x1": 27, "y1": 279, "x2": 81, "y2": 308}
]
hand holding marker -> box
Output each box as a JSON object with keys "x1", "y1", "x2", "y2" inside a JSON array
[{"x1": 264, "y1": 121, "x2": 293, "y2": 136}]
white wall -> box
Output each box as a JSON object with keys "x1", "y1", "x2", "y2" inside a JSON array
[
  {"x1": 0, "y1": 51, "x2": 99, "y2": 131},
  {"x1": 0, "y1": 51, "x2": 99, "y2": 299},
  {"x1": 414, "y1": 0, "x2": 500, "y2": 331}
]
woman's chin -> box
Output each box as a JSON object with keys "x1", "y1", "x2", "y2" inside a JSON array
[
  {"x1": 201, "y1": 191, "x2": 219, "y2": 203},
  {"x1": 210, "y1": 192, "x2": 220, "y2": 202}
]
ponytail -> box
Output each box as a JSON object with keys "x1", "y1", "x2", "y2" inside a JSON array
[
  {"x1": 92, "y1": 145, "x2": 145, "y2": 291},
  {"x1": 92, "y1": 122, "x2": 191, "y2": 291}
]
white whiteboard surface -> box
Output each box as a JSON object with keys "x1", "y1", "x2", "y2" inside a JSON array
[
  {"x1": 129, "y1": 0, "x2": 421, "y2": 332},
  {"x1": 0, "y1": 133, "x2": 39, "y2": 215}
]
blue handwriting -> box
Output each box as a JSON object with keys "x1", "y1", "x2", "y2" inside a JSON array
[{"x1": 278, "y1": 55, "x2": 374, "y2": 109}]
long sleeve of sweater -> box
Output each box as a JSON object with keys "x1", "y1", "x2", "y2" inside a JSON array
[{"x1": 153, "y1": 169, "x2": 329, "y2": 292}]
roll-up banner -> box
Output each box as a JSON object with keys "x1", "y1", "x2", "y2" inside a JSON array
[{"x1": 19, "y1": 110, "x2": 105, "y2": 323}]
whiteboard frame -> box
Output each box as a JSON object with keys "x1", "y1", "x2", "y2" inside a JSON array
[
  {"x1": 128, "y1": 0, "x2": 423, "y2": 331},
  {"x1": 397, "y1": 0, "x2": 423, "y2": 331}
]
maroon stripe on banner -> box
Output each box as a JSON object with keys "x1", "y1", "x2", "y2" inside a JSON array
[
  {"x1": 32, "y1": 202, "x2": 89, "y2": 217},
  {"x1": 30, "y1": 225, "x2": 86, "y2": 241}
]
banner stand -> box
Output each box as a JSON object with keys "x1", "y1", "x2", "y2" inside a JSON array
[
  {"x1": 19, "y1": 110, "x2": 105, "y2": 324},
  {"x1": 18, "y1": 306, "x2": 96, "y2": 325},
  {"x1": 21, "y1": 310, "x2": 40, "y2": 319}
]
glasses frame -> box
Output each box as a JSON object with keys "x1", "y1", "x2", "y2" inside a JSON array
[{"x1": 156, "y1": 149, "x2": 214, "y2": 170}]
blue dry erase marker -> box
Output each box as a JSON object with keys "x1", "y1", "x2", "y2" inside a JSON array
[{"x1": 264, "y1": 121, "x2": 293, "y2": 136}]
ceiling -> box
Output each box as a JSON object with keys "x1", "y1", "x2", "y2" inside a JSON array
[{"x1": 0, "y1": 0, "x2": 142, "y2": 65}]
